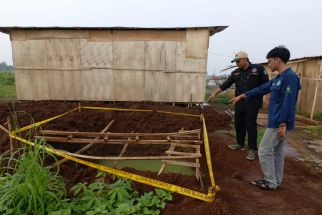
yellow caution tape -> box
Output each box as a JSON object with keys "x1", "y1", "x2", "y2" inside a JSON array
[
  {"x1": 13, "y1": 107, "x2": 79, "y2": 134},
  {"x1": 201, "y1": 114, "x2": 217, "y2": 189},
  {"x1": 81, "y1": 106, "x2": 154, "y2": 112},
  {"x1": 9, "y1": 105, "x2": 219, "y2": 202},
  {"x1": 81, "y1": 106, "x2": 200, "y2": 118},
  {"x1": 9, "y1": 133, "x2": 217, "y2": 202},
  {"x1": 156, "y1": 110, "x2": 200, "y2": 118}
]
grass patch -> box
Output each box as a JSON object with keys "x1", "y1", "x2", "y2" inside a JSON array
[
  {"x1": 0, "y1": 140, "x2": 66, "y2": 215},
  {"x1": 0, "y1": 72, "x2": 16, "y2": 99},
  {"x1": 296, "y1": 110, "x2": 322, "y2": 121},
  {"x1": 303, "y1": 125, "x2": 322, "y2": 139},
  {"x1": 0, "y1": 85, "x2": 16, "y2": 98},
  {"x1": 205, "y1": 92, "x2": 231, "y2": 104},
  {"x1": 214, "y1": 93, "x2": 231, "y2": 104},
  {"x1": 313, "y1": 112, "x2": 322, "y2": 121}
]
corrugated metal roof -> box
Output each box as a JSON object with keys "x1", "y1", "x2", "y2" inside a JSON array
[
  {"x1": 0, "y1": 26, "x2": 228, "y2": 36},
  {"x1": 288, "y1": 56, "x2": 322, "y2": 63},
  {"x1": 260, "y1": 56, "x2": 322, "y2": 65}
]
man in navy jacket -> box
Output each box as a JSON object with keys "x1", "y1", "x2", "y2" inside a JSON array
[
  {"x1": 208, "y1": 51, "x2": 269, "y2": 161},
  {"x1": 231, "y1": 46, "x2": 301, "y2": 190}
]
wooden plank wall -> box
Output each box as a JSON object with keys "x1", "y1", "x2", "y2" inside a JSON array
[
  {"x1": 10, "y1": 29, "x2": 209, "y2": 102},
  {"x1": 288, "y1": 60, "x2": 322, "y2": 114}
]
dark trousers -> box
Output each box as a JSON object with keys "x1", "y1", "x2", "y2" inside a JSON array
[{"x1": 234, "y1": 109, "x2": 259, "y2": 151}]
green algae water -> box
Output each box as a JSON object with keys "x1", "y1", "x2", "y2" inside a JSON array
[{"x1": 100, "y1": 160, "x2": 195, "y2": 175}]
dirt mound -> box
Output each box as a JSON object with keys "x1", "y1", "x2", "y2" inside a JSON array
[{"x1": 0, "y1": 101, "x2": 321, "y2": 215}]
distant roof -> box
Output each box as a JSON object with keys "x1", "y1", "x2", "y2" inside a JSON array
[
  {"x1": 211, "y1": 76, "x2": 226, "y2": 80},
  {"x1": 261, "y1": 56, "x2": 322, "y2": 65},
  {"x1": 0, "y1": 26, "x2": 228, "y2": 36},
  {"x1": 288, "y1": 56, "x2": 322, "y2": 63}
]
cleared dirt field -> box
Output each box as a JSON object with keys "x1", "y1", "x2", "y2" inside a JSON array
[{"x1": 0, "y1": 101, "x2": 322, "y2": 215}]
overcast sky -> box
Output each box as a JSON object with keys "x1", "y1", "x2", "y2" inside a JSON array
[{"x1": 0, "y1": 0, "x2": 321, "y2": 75}]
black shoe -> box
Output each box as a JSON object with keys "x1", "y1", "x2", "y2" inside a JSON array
[{"x1": 251, "y1": 179, "x2": 277, "y2": 190}]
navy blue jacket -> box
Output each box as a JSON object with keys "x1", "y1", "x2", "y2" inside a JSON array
[{"x1": 245, "y1": 68, "x2": 301, "y2": 130}]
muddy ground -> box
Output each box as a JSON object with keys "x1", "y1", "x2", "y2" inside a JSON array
[{"x1": 0, "y1": 101, "x2": 322, "y2": 215}]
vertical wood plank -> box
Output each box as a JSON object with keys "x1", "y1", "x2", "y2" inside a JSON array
[
  {"x1": 81, "y1": 69, "x2": 114, "y2": 100},
  {"x1": 186, "y1": 29, "x2": 209, "y2": 59},
  {"x1": 144, "y1": 41, "x2": 165, "y2": 70},
  {"x1": 11, "y1": 41, "x2": 27, "y2": 68},
  {"x1": 115, "y1": 70, "x2": 144, "y2": 101},
  {"x1": 164, "y1": 41, "x2": 177, "y2": 71},
  {"x1": 14, "y1": 70, "x2": 31, "y2": 100},
  {"x1": 175, "y1": 73, "x2": 191, "y2": 102},
  {"x1": 47, "y1": 70, "x2": 82, "y2": 100},
  {"x1": 159, "y1": 72, "x2": 175, "y2": 102},
  {"x1": 113, "y1": 41, "x2": 145, "y2": 70},
  {"x1": 144, "y1": 71, "x2": 160, "y2": 101},
  {"x1": 25, "y1": 40, "x2": 47, "y2": 68}
]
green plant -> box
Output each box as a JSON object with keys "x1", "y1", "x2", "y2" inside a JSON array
[
  {"x1": 0, "y1": 139, "x2": 66, "y2": 215},
  {"x1": 135, "y1": 189, "x2": 172, "y2": 215},
  {"x1": 49, "y1": 173, "x2": 172, "y2": 215}
]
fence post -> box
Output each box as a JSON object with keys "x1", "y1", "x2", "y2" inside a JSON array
[{"x1": 310, "y1": 61, "x2": 322, "y2": 120}]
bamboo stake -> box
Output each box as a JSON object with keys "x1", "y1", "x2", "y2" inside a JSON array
[
  {"x1": 53, "y1": 150, "x2": 202, "y2": 160},
  {"x1": 0, "y1": 123, "x2": 13, "y2": 153},
  {"x1": 165, "y1": 151, "x2": 202, "y2": 156},
  {"x1": 195, "y1": 145, "x2": 204, "y2": 189},
  {"x1": 158, "y1": 128, "x2": 185, "y2": 176},
  {"x1": 161, "y1": 160, "x2": 200, "y2": 168},
  {"x1": 40, "y1": 129, "x2": 201, "y2": 137},
  {"x1": 35, "y1": 136, "x2": 203, "y2": 145},
  {"x1": 112, "y1": 131, "x2": 133, "y2": 168},
  {"x1": 171, "y1": 143, "x2": 200, "y2": 148},
  {"x1": 40, "y1": 131, "x2": 199, "y2": 140},
  {"x1": 158, "y1": 143, "x2": 175, "y2": 175},
  {"x1": 7, "y1": 117, "x2": 13, "y2": 151},
  {"x1": 52, "y1": 120, "x2": 115, "y2": 167},
  {"x1": 0, "y1": 124, "x2": 10, "y2": 134},
  {"x1": 112, "y1": 143, "x2": 129, "y2": 167}
]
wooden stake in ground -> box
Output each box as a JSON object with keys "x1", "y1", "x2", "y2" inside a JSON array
[
  {"x1": 0, "y1": 124, "x2": 13, "y2": 153},
  {"x1": 111, "y1": 131, "x2": 133, "y2": 168},
  {"x1": 7, "y1": 117, "x2": 13, "y2": 151},
  {"x1": 310, "y1": 60, "x2": 322, "y2": 120}
]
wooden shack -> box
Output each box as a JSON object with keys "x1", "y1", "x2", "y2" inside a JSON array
[{"x1": 0, "y1": 26, "x2": 227, "y2": 102}]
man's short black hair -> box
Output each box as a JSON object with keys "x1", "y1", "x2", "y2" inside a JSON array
[{"x1": 266, "y1": 46, "x2": 290, "y2": 63}]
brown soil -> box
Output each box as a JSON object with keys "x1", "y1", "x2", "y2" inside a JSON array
[{"x1": 0, "y1": 101, "x2": 322, "y2": 215}]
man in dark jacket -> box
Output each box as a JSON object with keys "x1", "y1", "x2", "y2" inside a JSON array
[{"x1": 208, "y1": 51, "x2": 269, "y2": 160}]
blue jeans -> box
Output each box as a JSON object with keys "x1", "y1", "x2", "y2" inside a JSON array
[{"x1": 258, "y1": 128, "x2": 288, "y2": 188}]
